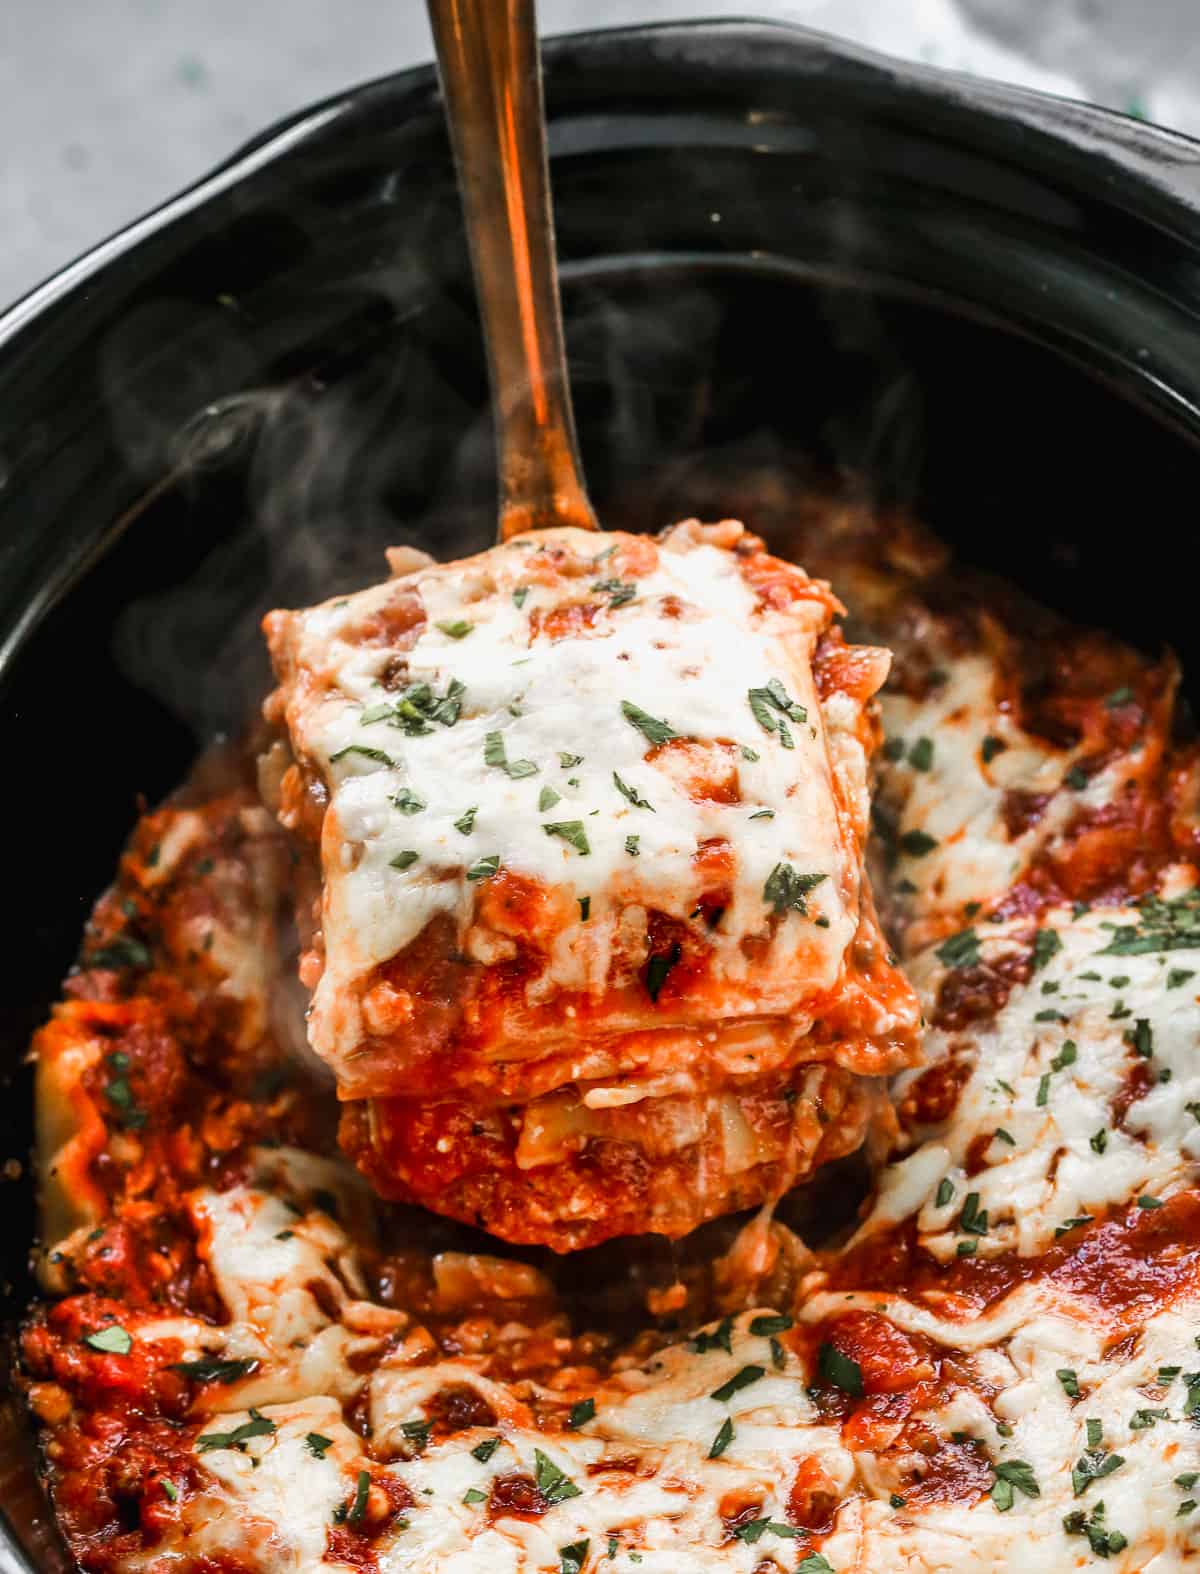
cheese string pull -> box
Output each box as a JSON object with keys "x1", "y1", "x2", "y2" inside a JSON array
[{"x1": 426, "y1": 0, "x2": 600, "y2": 543}]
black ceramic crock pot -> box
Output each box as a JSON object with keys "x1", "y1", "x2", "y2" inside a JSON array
[{"x1": 5, "y1": 17, "x2": 1200, "y2": 1568}]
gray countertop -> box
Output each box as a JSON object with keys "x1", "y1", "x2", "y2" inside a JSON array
[{"x1": 2, "y1": 0, "x2": 1197, "y2": 313}]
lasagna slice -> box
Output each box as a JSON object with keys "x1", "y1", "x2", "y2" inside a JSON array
[{"x1": 263, "y1": 519, "x2": 920, "y2": 1246}]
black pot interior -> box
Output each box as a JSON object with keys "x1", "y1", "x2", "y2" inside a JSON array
[{"x1": 5, "y1": 19, "x2": 1200, "y2": 1568}]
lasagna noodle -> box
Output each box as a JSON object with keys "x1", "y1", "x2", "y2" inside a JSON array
[{"x1": 263, "y1": 519, "x2": 921, "y2": 1243}]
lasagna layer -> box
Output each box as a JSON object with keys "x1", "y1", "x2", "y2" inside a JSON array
[{"x1": 263, "y1": 518, "x2": 920, "y2": 1242}]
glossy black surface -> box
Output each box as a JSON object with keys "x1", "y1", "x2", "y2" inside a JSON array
[{"x1": 5, "y1": 18, "x2": 1200, "y2": 1570}]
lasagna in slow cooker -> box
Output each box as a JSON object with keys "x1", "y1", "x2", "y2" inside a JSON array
[{"x1": 20, "y1": 497, "x2": 1200, "y2": 1573}]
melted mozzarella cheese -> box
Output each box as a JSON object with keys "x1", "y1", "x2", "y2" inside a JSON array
[{"x1": 274, "y1": 525, "x2": 870, "y2": 1069}]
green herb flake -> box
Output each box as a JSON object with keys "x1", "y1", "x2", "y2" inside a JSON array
[
  {"x1": 592, "y1": 577, "x2": 638, "y2": 607},
  {"x1": 1138, "y1": 1194, "x2": 1164, "y2": 1209},
  {"x1": 392, "y1": 787, "x2": 426, "y2": 815},
  {"x1": 994, "y1": 1128, "x2": 1016, "y2": 1146},
  {"x1": 817, "y1": 1343, "x2": 863, "y2": 1397},
  {"x1": 1057, "y1": 1369, "x2": 1081, "y2": 1398},
  {"x1": 454, "y1": 806, "x2": 478, "y2": 835},
  {"x1": 1065, "y1": 764, "x2": 1090, "y2": 791},
  {"x1": 484, "y1": 730, "x2": 538, "y2": 779},
  {"x1": 981, "y1": 735, "x2": 1007, "y2": 764},
  {"x1": 1032, "y1": 929, "x2": 1062, "y2": 971},
  {"x1": 1169, "y1": 968, "x2": 1196, "y2": 989},
  {"x1": 899, "y1": 830, "x2": 939, "y2": 857},
  {"x1": 748, "y1": 1313, "x2": 793, "y2": 1337},
  {"x1": 708, "y1": 1417, "x2": 735, "y2": 1458},
  {"x1": 1175, "y1": 1472, "x2": 1199, "y2": 1489},
  {"x1": 620, "y1": 701, "x2": 679, "y2": 746},
  {"x1": 1051, "y1": 1040, "x2": 1078, "y2": 1072},
  {"x1": 710, "y1": 1364, "x2": 766, "y2": 1403},
  {"x1": 512, "y1": 587, "x2": 530, "y2": 608},
  {"x1": 613, "y1": 771, "x2": 654, "y2": 810},
  {"x1": 436, "y1": 619, "x2": 473, "y2": 639},
  {"x1": 763, "y1": 863, "x2": 827, "y2": 916},
  {"x1": 960, "y1": 1192, "x2": 989, "y2": 1236},
  {"x1": 170, "y1": 1357, "x2": 259, "y2": 1383},
  {"x1": 471, "y1": 1437, "x2": 500, "y2": 1463},
  {"x1": 161, "y1": 1479, "x2": 179, "y2": 1502},
  {"x1": 559, "y1": 1540, "x2": 590, "y2": 1574},
  {"x1": 389, "y1": 850, "x2": 419, "y2": 871},
  {"x1": 197, "y1": 1410, "x2": 278, "y2": 1453},
  {"x1": 1106, "y1": 686, "x2": 1135, "y2": 708},
  {"x1": 463, "y1": 1487, "x2": 487, "y2": 1505},
  {"x1": 908, "y1": 737, "x2": 934, "y2": 771},
  {"x1": 558, "y1": 751, "x2": 584, "y2": 768},
  {"x1": 1130, "y1": 1407, "x2": 1170, "y2": 1430},
  {"x1": 936, "y1": 928, "x2": 981, "y2": 969},
  {"x1": 1126, "y1": 1017, "x2": 1154, "y2": 1057},
  {"x1": 533, "y1": 1448, "x2": 582, "y2": 1504},
  {"x1": 935, "y1": 1177, "x2": 955, "y2": 1208},
  {"x1": 624, "y1": 834, "x2": 640, "y2": 857},
  {"x1": 466, "y1": 855, "x2": 501, "y2": 883},
  {"x1": 796, "y1": 1556, "x2": 835, "y2": 1574},
  {"x1": 1090, "y1": 1129, "x2": 1109, "y2": 1154},
  {"x1": 645, "y1": 942, "x2": 682, "y2": 1003},
  {"x1": 543, "y1": 820, "x2": 590, "y2": 856},
  {"x1": 741, "y1": 746, "x2": 760, "y2": 762},
  {"x1": 539, "y1": 785, "x2": 562, "y2": 813},
  {"x1": 691, "y1": 1317, "x2": 734, "y2": 1355},
  {"x1": 306, "y1": 1432, "x2": 333, "y2": 1458},
  {"x1": 1055, "y1": 1216, "x2": 1094, "y2": 1238},
  {"x1": 85, "y1": 1324, "x2": 132, "y2": 1355},
  {"x1": 347, "y1": 1469, "x2": 371, "y2": 1524},
  {"x1": 330, "y1": 744, "x2": 395, "y2": 768},
  {"x1": 578, "y1": 896, "x2": 591, "y2": 922},
  {"x1": 567, "y1": 1398, "x2": 595, "y2": 1429},
  {"x1": 748, "y1": 808, "x2": 774, "y2": 821}
]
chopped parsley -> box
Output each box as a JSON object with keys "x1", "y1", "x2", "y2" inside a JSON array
[
  {"x1": 538, "y1": 785, "x2": 562, "y2": 812},
  {"x1": 592, "y1": 577, "x2": 638, "y2": 607},
  {"x1": 347, "y1": 1469, "x2": 370, "y2": 1524},
  {"x1": 741, "y1": 746, "x2": 760, "y2": 762},
  {"x1": 389, "y1": 850, "x2": 419, "y2": 871},
  {"x1": 1130, "y1": 1407, "x2": 1170, "y2": 1430},
  {"x1": 1031, "y1": 929, "x2": 1062, "y2": 971},
  {"x1": 1176, "y1": 1472, "x2": 1199, "y2": 1489},
  {"x1": 796, "y1": 1556, "x2": 835, "y2": 1574},
  {"x1": 454, "y1": 806, "x2": 478, "y2": 835},
  {"x1": 1050, "y1": 1040, "x2": 1078, "y2": 1071},
  {"x1": 88, "y1": 935, "x2": 153, "y2": 971},
  {"x1": 1090, "y1": 1128, "x2": 1109, "y2": 1154},
  {"x1": 981, "y1": 735, "x2": 1007, "y2": 764},
  {"x1": 646, "y1": 942, "x2": 682, "y2": 1003},
  {"x1": 1036, "y1": 1073, "x2": 1052, "y2": 1107},
  {"x1": 748, "y1": 1313, "x2": 793, "y2": 1337},
  {"x1": 1055, "y1": 1216, "x2": 1094, "y2": 1238},
  {"x1": 558, "y1": 751, "x2": 584, "y2": 768},
  {"x1": 392, "y1": 787, "x2": 426, "y2": 815},
  {"x1": 484, "y1": 730, "x2": 538, "y2": 779},
  {"x1": 161, "y1": 1479, "x2": 178, "y2": 1502},
  {"x1": 817, "y1": 1343, "x2": 863, "y2": 1397},
  {"x1": 559, "y1": 1541, "x2": 590, "y2": 1574},
  {"x1": 710, "y1": 1364, "x2": 766, "y2": 1403},
  {"x1": 1072, "y1": 1424, "x2": 1125, "y2": 1496},
  {"x1": 1126, "y1": 1018, "x2": 1154, "y2": 1057},
  {"x1": 1169, "y1": 968, "x2": 1196, "y2": 989},
  {"x1": 935, "y1": 1177, "x2": 955, "y2": 1208},
  {"x1": 400, "y1": 1419, "x2": 432, "y2": 1453},
  {"x1": 578, "y1": 896, "x2": 591, "y2": 922},
  {"x1": 471, "y1": 1437, "x2": 500, "y2": 1463},
  {"x1": 613, "y1": 772, "x2": 654, "y2": 810},
  {"x1": 533, "y1": 1448, "x2": 581, "y2": 1504},
  {"x1": 899, "y1": 829, "x2": 939, "y2": 858},
  {"x1": 908, "y1": 736, "x2": 934, "y2": 771},
  {"x1": 691, "y1": 1317, "x2": 733, "y2": 1354},
  {"x1": 512, "y1": 587, "x2": 529, "y2": 608},
  {"x1": 994, "y1": 1128, "x2": 1015, "y2": 1146},
  {"x1": 1064, "y1": 764, "x2": 1089, "y2": 790},
  {"x1": 1137, "y1": 1194, "x2": 1164, "y2": 1209},
  {"x1": 991, "y1": 1459, "x2": 1040, "y2": 1511},
  {"x1": 197, "y1": 1410, "x2": 277, "y2": 1453},
  {"x1": 306, "y1": 1433, "x2": 333, "y2": 1458},
  {"x1": 748, "y1": 808, "x2": 774, "y2": 820},
  {"x1": 1057, "y1": 1369, "x2": 1080, "y2": 1398},
  {"x1": 748, "y1": 678, "x2": 807, "y2": 747},
  {"x1": 543, "y1": 820, "x2": 590, "y2": 855},
  {"x1": 884, "y1": 737, "x2": 906, "y2": 761},
  {"x1": 936, "y1": 928, "x2": 981, "y2": 968},
  {"x1": 567, "y1": 1398, "x2": 595, "y2": 1429},
  {"x1": 625, "y1": 834, "x2": 640, "y2": 856},
  {"x1": 620, "y1": 701, "x2": 678, "y2": 746},
  {"x1": 763, "y1": 863, "x2": 827, "y2": 916},
  {"x1": 84, "y1": 1324, "x2": 132, "y2": 1355},
  {"x1": 435, "y1": 619, "x2": 473, "y2": 639},
  {"x1": 1063, "y1": 1502, "x2": 1127, "y2": 1556},
  {"x1": 1097, "y1": 889, "x2": 1200, "y2": 955},
  {"x1": 466, "y1": 855, "x2": 500, "y2": 882},
  {"x1": 708, "y1": 1417, "x2": 735, "y2": 1458},
  {"x1": 330, "y1": 743, "x2": 395, "y2": 768},
  {"x1": 960, "y1": 1192, "x2": 989, "y2": 1236},
  {"x1": 170, "y1": 1357, "x2": 259, "y2": 1383},
  {"x1": 462, "y1": 1488, "x2": 487, "y2": 1506}
]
